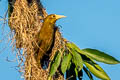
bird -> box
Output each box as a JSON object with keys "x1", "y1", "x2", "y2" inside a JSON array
[{"x1": 36, "y1": 14, "x2": 66, "y2": 67}]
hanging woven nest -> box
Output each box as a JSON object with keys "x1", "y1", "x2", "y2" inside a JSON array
[{"x1": 8, "y1": 0, "x2": 64, "y2": 80}]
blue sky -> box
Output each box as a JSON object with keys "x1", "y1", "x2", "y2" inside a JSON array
[{"x1": 0, "y1": 0, "x2": 120, "y2": 80}]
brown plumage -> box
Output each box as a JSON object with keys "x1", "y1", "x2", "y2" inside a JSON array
[{"x1": 36, "y1": 14, "x2": 66, "y2": 66}]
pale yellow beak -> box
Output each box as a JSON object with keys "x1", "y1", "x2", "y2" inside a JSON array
[{"x1": 55, "y1": 15, "x2": 66, "y2": 19}]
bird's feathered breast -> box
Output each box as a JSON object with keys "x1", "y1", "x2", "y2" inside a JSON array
[{"x1": 38, "y1": 19, "x2": 55, "y2": 52}]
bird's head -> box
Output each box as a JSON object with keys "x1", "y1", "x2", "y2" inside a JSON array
[{"x1": 44, "y1": 14, "x2": 66, "y2": 24}]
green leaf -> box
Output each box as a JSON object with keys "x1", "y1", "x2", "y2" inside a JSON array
[
  {"x1": 82, "y1": 48, "x2": 120, "y2": 64},
  {"x1": 82, "y1": 55, "x2": 110, "y2": 80},
  {"x1": 61, "y1": 53, "x2": 72, "y2": 74},
  {"x1": 71, "y1": 49, "x2": 83, "y2": 71},
  {"x1": 67, "y1": 61, "x2": 71, "y2": 70},
  {"x1": 75, "y1": 67, "x2": 78, "y2": 77},
  {"x1": 83, "y1": 66, "x2": 93, "y2": 80},
  {"x1": 84, "y1": 61, "x2": 110, "y2": 80},
  {"x1": 66, "y1": 42, "x2": 86, "y2": 55},
  {"x1": 66, "y1": 42, "x2": 81, "y2": 52},
  {"x1": 81, "y1": 54, "x2": 99, "y2": 70},
  {"x1": 66, "y1": 42, "x2": 84, "y2": 71},
  {"x1": 49, "y1": 50, "x2": 62, "y2": 76},
  {"x1": 48, "y1": 76, "x2": 52, "y2": 80}
]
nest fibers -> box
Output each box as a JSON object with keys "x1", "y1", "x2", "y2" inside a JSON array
[{"x1": 8, "y1": 0, "x2": 64, "y2": 80}]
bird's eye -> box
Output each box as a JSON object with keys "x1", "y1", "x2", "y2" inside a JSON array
[{"x1": 52, "y1": 15, "x2": 55, "y2": 18}]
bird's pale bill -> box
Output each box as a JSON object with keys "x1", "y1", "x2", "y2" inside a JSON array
[{"x1": 55, "y1": 14, "x2": 66, "y2": 19}]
